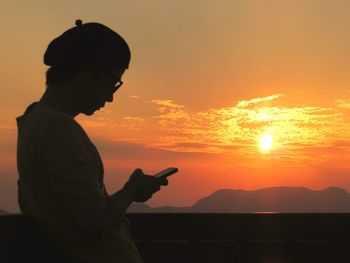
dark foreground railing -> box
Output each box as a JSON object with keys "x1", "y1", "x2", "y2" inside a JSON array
[
  {"x1": 128, "y1": 213, "x2": 350, "y2": 263},
  {"x1": 1, "y1": 213, "x2": 350, "y2": 262}
]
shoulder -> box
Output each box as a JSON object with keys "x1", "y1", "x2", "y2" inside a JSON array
[
  {"x1": 46, "y1": 116, "x2": 89, "y2": 145},
  {"x1": 48, "y1": 115, "x2": 80, "y2": 131}
]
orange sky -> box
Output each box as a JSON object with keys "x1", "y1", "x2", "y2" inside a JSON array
[{"x1": 1, "y1": 1, "x2": 350, "y2": 212}]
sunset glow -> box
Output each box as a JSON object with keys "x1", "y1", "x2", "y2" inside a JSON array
[
  {"x1": 259, "y1": 134, "x2": 273, "y2": 152},
  {"x1": 1, "y1": 1, "x2": 350, "y2": 213}
]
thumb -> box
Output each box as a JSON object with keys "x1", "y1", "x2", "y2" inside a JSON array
[
  {"x1": 135, "y1": 168, "x2": 143, "y2": 173},
  {"x1": 132, "y1": 168, "x2": 143, "y2": 176},
  {"x1": 158, "y1": 177, "x2": 168, "y2": 186}
]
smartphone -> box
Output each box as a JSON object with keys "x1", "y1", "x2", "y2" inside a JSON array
[{"x1": 154, "y1": 167, "x2": 178, "y2": 179}]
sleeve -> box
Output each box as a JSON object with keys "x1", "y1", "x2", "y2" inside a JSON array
[
  {"x1": 17, "y1": 179, "x2": 27, "y2": 213},
  {"x1": 44, "y1": 117, "x2": 108, "y2": 232}
]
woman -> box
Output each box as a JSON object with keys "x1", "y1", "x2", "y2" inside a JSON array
[{"x1": 16, "y1": 19, "x2": 168, "y2": 263}]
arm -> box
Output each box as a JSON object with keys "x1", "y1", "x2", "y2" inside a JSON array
[
  {"x1": 45, "y1": 117, "x2": 131, "y2": 239},
  {"x1": 88, "y1": 186, "x2": 134, "y2": 238},
  {"x1": 45, "y1": 117, "x2": 167, "y2": 239},
  {"x1": 17, "y1": 179, "x2": 27, "y2": 213},
  {"x1": 91, "y1": 168, "x2": 169, "y2": 237}
]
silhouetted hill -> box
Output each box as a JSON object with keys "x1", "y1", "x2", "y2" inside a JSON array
[
  {"x1": 127, "y1": 186, "x2": 350, "y2": 213},
  {"x1": 127, "y1": 202, "x2": 153, "y2": 212},
  {"x1": 0, "y1": 209, "x2": 9, "y2": 215}
]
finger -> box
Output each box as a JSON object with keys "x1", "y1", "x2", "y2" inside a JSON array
[
  {"x1": 133, "y1": 168, "x2": 143, "y2": 176},
  {"x1": 152, "y1": 184, "x2": 161, "y2": 192},
  {"x1": 151, "y1": 185, "x2": 161, "y2": 193},
  {"x1": 159, "y1": 178, "x2": 168, "y2": 186}
]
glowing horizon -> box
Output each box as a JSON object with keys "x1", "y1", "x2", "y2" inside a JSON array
[{"x1": 1, "y1": 1, "x2": 350, "y2": 212}]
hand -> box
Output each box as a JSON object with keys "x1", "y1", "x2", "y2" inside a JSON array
[{"x1": 123, "y1": 168, "x2": 168, "y2": 202}]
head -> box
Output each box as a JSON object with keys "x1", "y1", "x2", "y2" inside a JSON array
[{"x1": 43, "y1": 19, "x2": 131, "y2": 115}]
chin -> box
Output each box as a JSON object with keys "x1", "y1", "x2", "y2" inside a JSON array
[{"x1": 82, "y1": 108, "x2": 97, "y2": 116}]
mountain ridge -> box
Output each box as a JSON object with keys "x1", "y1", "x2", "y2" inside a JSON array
[
  {"x1": 127, "y1": 186, "x2": 350, "y2": 213},
  {"x1": 0, "y1": 209, "x2": 9, "y2": 215}
]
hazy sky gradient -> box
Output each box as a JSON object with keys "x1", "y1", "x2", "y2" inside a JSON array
[{"x1": 1, "y1": 1, "x2": 349, "y2": 212}]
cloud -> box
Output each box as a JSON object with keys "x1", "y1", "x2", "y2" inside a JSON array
[
  {"x1": 236, "y1": 94, "x2": 285, "y2": 108},
  {"x1": 92, "y1": 136, "x2": 214, "y2": 160},
  {"x1": 335, "y1": 99, "x2": 350, "y2": 109},
  {"x1": 77, "y1": 109, "x2": 145, "y2": 131},
  {"x1": 143, "y1": 95, "x2": 350, "y2": 159},
  {"x1": 123, "y1": 117, "x2": 145, "y2": 122},
  {"x1": 149, "y1": 99, "x2": 184, "y2": 108},
  {"x1": 75, "y1": 95, "x2": 350, "y2": 161},
  {"x1": 0, "y1": 122, "x2": 16, "y2": 131}
]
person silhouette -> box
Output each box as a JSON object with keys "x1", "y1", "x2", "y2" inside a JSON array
[{"x1": 16, "y1": 19, "x2": 168, "y2": 263}]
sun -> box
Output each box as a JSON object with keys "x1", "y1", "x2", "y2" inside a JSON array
[{"x1": 259, "y1": 134, "x2": 273, "y2": 152}]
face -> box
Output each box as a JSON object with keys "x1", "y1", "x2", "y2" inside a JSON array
[{"x1": 78, "y1": 68, "x2": 125, "y2": 115}]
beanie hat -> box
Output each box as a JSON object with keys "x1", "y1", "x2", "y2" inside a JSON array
[{"x1": 44, "y1": 19, "x2": 131, "y2": 70}]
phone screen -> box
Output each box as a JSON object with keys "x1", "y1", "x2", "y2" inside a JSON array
[{"x1": 154, "y1": 167, "x2": 178, "y2": 178}]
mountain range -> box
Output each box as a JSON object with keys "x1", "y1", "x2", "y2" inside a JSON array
[
  {"x1": 0, "y1": 209, "x2": 9, "y2": 215},
  {"x1": 2, "y1": 187, "x2": 350, "y2": 214},
  {"x1": 127, "y1": 186, "x2": 350, "y2": 213}
]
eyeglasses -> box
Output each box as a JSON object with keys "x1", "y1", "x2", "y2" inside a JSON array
[
  {"x1": 114, "y1": 80, "x2": 123, "y2": 90},
  {"x1": 108, "y1": 71, "x2": 124, "y2": 91}
]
